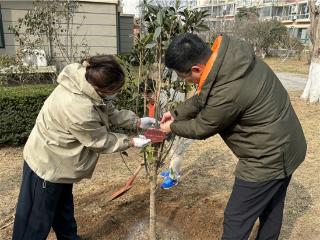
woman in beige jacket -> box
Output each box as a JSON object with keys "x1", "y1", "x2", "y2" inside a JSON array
[{"x1": 12, "y1": 55, "x2": 155, "y2": 240}]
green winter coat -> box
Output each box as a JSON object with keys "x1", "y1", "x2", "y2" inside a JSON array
[{"x1": 170, "y1": 35, "x2": 307, "y2": 182}]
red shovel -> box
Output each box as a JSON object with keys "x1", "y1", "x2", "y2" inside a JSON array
[
  {"x1": 109, "y1": 129, "x2": 167, "y2": 201},
  {"x1": 109, "y1": 163, "x2": 144, "y2": 201}
]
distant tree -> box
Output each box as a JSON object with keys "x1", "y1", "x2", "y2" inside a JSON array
[
  {"x1": 233, "y1": 7, "x2": 259, "y2": 47},
  {"x1": 235, "y1": 6, "x2": 259, "y2": 21},
  {"x1": 9, "y1": 0, "x2": 89, "y2": 66},
  {"x1": 278, "y1": 33, "x2": 304, "y2": 62},
  {"x1": 253, "y1": 20, "x2": 288, "y2": 57},
  {"x1": 233, "y1": 19, "x2": 287, "y2": 57}
]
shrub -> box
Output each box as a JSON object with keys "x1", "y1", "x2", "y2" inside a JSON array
[
  {"x1": 116, "y1": 87, "x2": 144, "y2": 117},
  {"x1": 0, "y1": 84, "x2": 56, "y2": 146},
  {"x1": 0, "y1": 76, "x2": 145, "y2": 146},
  {"x1": 116, "y1": 55, "x2": 144, "y2": 117},
  {"x1": 0, "y1": 55, "x2": 57, "y2": 86},
  {"x1": 0, "y1": 55, "x2": 16, "y2": 67}
]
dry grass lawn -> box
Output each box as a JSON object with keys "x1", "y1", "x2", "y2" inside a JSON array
[{"x1": 264, "y1": 57, "x2": 310, "y2": 75}]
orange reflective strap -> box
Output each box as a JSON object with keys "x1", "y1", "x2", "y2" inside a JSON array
[{"x1": 197, "y1": 36, "x2": 223, "y2": 95}]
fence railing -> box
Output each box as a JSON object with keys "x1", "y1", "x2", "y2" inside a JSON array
[{"x1": 296, "y1": 14, "x2": 309, "y2": 20}]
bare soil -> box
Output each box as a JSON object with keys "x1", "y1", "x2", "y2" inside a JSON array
[{"x1": 0, "y1": 91, "x2": 319, "y2": 240}]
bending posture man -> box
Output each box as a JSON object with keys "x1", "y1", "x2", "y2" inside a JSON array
[{"x1": 160, "y1": 33, "x2": 307, "y2": 239}]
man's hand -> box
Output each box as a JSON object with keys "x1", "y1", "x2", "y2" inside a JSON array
[
  {"x1": 131, "y1": 135, "x2": 151, "y2": 148},
  {"x1": 160, "y1": 119, "x2": 173, "y2": 133},
  {"x1": 138, "y1": 117, "x2": 156, "y2": 129},
  {"x1": 161, "y1": 111, "x2": 174, "y2": 124}
]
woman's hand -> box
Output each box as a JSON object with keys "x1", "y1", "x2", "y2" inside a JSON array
[{"x1": 131, "y1": 135, "x2": 151, "y2": 148}]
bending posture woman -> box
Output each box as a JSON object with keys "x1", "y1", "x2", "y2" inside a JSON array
[{"x1": 12, "y1": 55, "x2": 155, "y2": 240}]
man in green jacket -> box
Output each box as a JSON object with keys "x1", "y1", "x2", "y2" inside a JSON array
[{"x1": 160, "y1": 33, "x2": 307, "y2": 239}]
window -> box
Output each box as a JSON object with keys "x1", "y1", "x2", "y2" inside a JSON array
[
  {"x1": 260, "y1": 7, "x2": 272, "y2": 17},
  {"x1": 0, "y1": 4, "x2": 5, "y2": 48},
  {"x1": 299, "y1": 3, "x2": 308, "y2": 15},
  {"x1": 297, "y1": 28, "x2": 309, "y2": 43}
]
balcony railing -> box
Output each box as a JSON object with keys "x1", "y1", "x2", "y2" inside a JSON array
[
  {"x1": 262, "y1": 0, "x2": 287, "y2": 4},
  {"x1": 281, "y1": 14, "x2": 309, "y2": 21},
  {"x1": 281, "y1": 15, "x2": 294, "y2": 21},
  {"x1": 296, "y1": 13, "x2": 309, "y2": 20}
]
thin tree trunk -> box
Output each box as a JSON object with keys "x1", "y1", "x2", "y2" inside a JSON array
[
  {"x1": 144, "y1": 76, "x2": 148, "y2": 116},
  {"x1": 301, "y1": 61, "x2": 320, "y2": 102},
  {"x1": 301, "y1": 1, "x2": 320, "y2": 102},
  {"x1": 70, "y1": 5, "x2": 74, "y2": 63},
  {"x1": 66, "y1": 3, "x2": 70, "y2": 61},
  {"x1": 149, "y1": 159, "x2": 157, "y2": 240},
  {"x1": 48, "y1": 34, "x2": 53, "y2": 65},
  {"x1": 155, "y1": 41, "x2": 162, "y2": 124},
  {"x1": 48, "y1": 11, "x2": 54, "y2": 64},
  {"x1": 149, "y1": 28, "x2": 163, "y2": 239},
  {"x1": 139, "y1": 51, "x2": 144, "y2": 115}
]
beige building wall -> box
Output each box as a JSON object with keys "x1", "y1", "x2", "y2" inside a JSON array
[
  {"x1": 0, "y1": 1, "x2": 33, "y2": 55},
  {"x1": 0, "y1": 0, "x2": 119, "y2": 63}
]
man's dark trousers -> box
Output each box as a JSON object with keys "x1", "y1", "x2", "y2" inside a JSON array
[
  {"x1": 222, "y1": 175, "x2": 292, "y2": 240},
  {"x1": 12, "y1": 161, "x2": 80, "y2": 240}
]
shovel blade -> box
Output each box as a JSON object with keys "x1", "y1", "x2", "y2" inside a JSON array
[
  {"x1": 109, "y1": 164, "x2": 143, "y2": 201},
  {"x1": 109, "y1": 185, "x2": 133, "y2": 201}
]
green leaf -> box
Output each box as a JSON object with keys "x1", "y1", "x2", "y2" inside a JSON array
[
  {"x1": 157, "y1": 11, "x2": 163, "y2": 26},
  {"x1": 162, "y1": 40, "x2": 170, "y2": 50},
  {"x1": 153, "y1": 26, "x2": 162, "y2": 41},
  {"x1": 146, "y1": 41, "x2": 157, "y2": 49}
]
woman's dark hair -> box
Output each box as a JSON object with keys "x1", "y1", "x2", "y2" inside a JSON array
[
  {"x1": 165, "y1": 33, "x2": 212, "y2": 74},
  {"x1": 82, "y1": 55, "x2": 125, "y2": 92}
]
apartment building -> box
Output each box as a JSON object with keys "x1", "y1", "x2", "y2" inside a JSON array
[
  {"x1": 194, "y1": 0, "x2": 310, "y2": 44},
  {"x1": 183, "y1": 0, "x2": 198, "y2": 9},
  {"x1": 193, "y1": 0, "x2": 236, "y2": 34}
]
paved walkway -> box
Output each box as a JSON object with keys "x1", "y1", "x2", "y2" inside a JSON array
[{"x1": 276, "y1": 72, "x2": 308, "y2": 91}]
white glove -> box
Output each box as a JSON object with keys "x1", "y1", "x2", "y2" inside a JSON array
[
  {"x1": 131, "y1": 135, "x2": 151, "y2": 148},
  {"x1": 139, "y1": 117, "x2": 156, "y2": 129}
]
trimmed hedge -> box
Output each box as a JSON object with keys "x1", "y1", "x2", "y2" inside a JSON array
[
  {"x1": 0, "y1": 84, "x2": 56, "y2": 146},
  {"x1": 0, "y1": 83, "x2": 142, "y2": 146}
]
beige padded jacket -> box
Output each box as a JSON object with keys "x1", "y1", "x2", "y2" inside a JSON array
[{"x1": 23, "y1": 63, "x2": 138, "y2": 183}]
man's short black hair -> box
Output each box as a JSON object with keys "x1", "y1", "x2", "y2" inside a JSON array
[{"x1": 165, "y1": 33, "x2": 212, "y2": 74}]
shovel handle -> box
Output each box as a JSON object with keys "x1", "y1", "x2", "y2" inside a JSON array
[{"x1": 127, "y1": 164, "x2": 144, "y2": 186}]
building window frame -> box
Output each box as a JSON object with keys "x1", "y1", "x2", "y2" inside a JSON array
[{"x1": 0, "y1": 4, "x2": 5, "y2": 48}]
